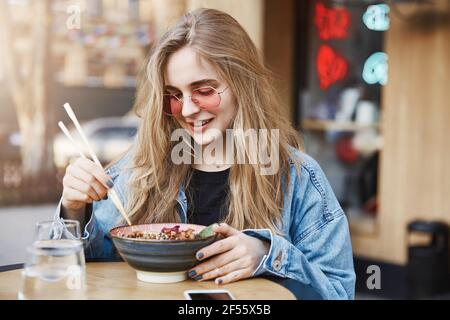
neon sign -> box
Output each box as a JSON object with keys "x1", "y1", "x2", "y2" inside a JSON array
[
  {"x1": 316, "y1": 45, "x2": 349, "y2": 90},
  {"x1": 313, "y1": 2, "x2": 389, "y2": 89},
  {"x1": 314, "y1": 3, "x2": 351, "y2": 40},
  {"x1": 362, "y1": 52, "x2": 388, "y2": 85},
  {"x1": 362, "y1": 4, "x2": 390, "y2": 85},
  {"x1": 363, "y1": 4, "x2": 390, "y2": 31}
]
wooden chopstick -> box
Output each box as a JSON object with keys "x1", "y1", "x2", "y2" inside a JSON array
[
  {"x1": 61, "y1": 103, "x2": 132, "y2": 226},
  {"x1": 58, "y1": 121, "x2": 88, "y2": 160}
]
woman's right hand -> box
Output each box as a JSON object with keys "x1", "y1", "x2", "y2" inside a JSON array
[{"x1": 62, "y1": 157, "x2": 114, "y2": 212}]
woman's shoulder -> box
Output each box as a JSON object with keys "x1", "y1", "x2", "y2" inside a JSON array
[
  {"x1": 287, "y1": 146, "x2": 325, "y2": 178},
  {"x1": 286, "y1": 146, "x2": 344, "y2": 218}
]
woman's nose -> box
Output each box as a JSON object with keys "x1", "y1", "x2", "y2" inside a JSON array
[{"x1": 181, "y1": 96, "x2": 200, "y2": 117}]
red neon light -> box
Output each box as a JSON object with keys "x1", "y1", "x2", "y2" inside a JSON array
[
  {"x1": 316, "y1": 44, "x2": 348, "y2": 90},
  {"x1": 314, "y1": 3, "x2": 351, "y2": 40}
]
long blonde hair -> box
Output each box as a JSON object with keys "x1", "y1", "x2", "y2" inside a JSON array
[{"x1": 126, "y1": 8, "x2": 302, "y2": 233}]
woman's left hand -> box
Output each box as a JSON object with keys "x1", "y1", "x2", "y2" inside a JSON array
[{"x1": 188, "y1": 223, "x2": 270, "y2": 285}]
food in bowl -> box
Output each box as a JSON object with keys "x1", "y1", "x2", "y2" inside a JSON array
[
  {"x1": 109, "y1": 223, "x2": 218, "y2": 284},
  {"x1": 122, "y1": 225, "x2": 197, "y2": 240}
]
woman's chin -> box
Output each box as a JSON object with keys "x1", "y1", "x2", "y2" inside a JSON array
[
  {"x1": 192, "y1": 130, "x2": 221, "y2": 147},
  {"x1": 192, "y1": 135, "x2": 214, "y2": 146}
]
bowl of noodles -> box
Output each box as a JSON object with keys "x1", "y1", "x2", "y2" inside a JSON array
[{"x1": 110, "y1": 223, "x2": 217, "y2": 283}]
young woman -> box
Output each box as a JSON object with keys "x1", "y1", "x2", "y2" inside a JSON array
[{"x1": 56, "y1": 9, "x2": 355, "y2": 299}]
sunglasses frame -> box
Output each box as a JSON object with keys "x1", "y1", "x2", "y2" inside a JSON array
[{"x1": 163, "y1": 86, "x2": 229, "y2": 116}]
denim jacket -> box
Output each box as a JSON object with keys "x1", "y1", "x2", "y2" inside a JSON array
[{"x1": 54, "y1": 149, "x2": 355, "y2": 300}]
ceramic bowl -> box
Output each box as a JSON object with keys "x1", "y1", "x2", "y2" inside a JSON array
[{"x1": 110, "y1": 223, "x2": 217, "y2": 283}]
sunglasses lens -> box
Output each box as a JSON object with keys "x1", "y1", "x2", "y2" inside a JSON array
[
  {"x1": 163, "y1": 95, "x2": 182, "y2": 115},
  {"x1": 163, "y1": 88, "x2": 223, "y2": 115},
  {"x1": 192, "y1": 88, "x2": 221, "y2": 109}
]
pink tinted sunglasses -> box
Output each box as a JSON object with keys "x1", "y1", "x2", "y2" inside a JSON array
[{"x1": 163, "y1": 86, "x2": 228, "y2": 116}]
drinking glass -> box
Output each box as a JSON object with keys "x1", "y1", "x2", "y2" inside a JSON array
[{"x1": 18, "y1": 219, "x2": 86, "y2": 300}]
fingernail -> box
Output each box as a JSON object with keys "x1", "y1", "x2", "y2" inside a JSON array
[
  {"x1": 188, "y1": 270, "x2": 197, "y2": 278},
  {"x1": 107, "y1": 180, "x2": 114, "y2": 188},
  {"x1": 217, "y1": 279, "x2": 223, "y2": 285},
  {"x1": 194, "y1": 275, "x2": 203, "y2": 281},
  {"x1": 103, "y1": 194, "x2": 108, "y2": 200},
  {"x1": 196, "y1": 252, "x2": 204, "y2": 260}
]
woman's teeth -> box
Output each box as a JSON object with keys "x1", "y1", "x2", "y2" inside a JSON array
[{"x1": 193, "y1": 119, "x2": 212, "y2": 127}]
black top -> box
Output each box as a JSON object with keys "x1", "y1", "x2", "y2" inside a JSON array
[{"x1": 186, "y1": 168, "x2": 230, "y2": 226}]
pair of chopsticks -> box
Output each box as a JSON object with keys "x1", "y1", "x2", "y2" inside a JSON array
[{"x1": 58, "y1": 103, "x2": 132, "y2": 226}]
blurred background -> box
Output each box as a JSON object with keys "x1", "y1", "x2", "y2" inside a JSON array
[{"x1": 0, "y1": 0, "x2": 449, "y2": 299}]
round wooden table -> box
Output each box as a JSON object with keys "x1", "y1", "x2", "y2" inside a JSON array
[{"x1": 0, "y1": 262, "x2": 295, "y2": 300}]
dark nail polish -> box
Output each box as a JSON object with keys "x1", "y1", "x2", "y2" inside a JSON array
[
  {"x1": 188, "y1": 270, "x2": 197, "y2": 278},
  {"x1": 217, "y1": 279, "x2": 223, "y2": 285},
  {"x1": 194, "y1": 275, "x2": 203, "y2": 281},
  {"x1": 107, "y1": 180, "x2": 114, "y2": 188},
  {"x1": 196, "y1": 252, "x2": 204, "y2": 260},
  {"x1": 103, "y1": 194, "x2": 108, "y2": 200}
]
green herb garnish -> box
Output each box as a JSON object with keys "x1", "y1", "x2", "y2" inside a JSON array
[{"x1": 198, "y1": 224, "x2": 216, "y2": 238}]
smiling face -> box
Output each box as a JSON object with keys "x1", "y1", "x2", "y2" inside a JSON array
[{"x1": 164, "y1": 46, "x2": 237, "y2": 146}]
